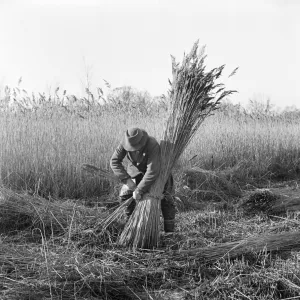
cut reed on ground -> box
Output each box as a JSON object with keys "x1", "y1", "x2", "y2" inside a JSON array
[
  {"x1": 177, "y1": 231, "x2": 300, "y2": 263},
  {"x1": 182, "y1": 167, "x2": 242, "y2": 201},
  {"x1": 0, "y1": 187, "x2": 102, "y2": 234},
  {"x1": 118, "y1": 41, "x2": 236, "y2": 249}
]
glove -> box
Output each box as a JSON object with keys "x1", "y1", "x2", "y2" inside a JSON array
[
  {"x1": 133, "y1": 189, "x2": 142, "y2": 201},
  {"x1": 125, "y1": 178, "x2": 136, "y2": 190}
]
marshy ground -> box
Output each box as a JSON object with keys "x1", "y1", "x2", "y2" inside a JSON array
[{"x1": 1, "y1": 177, "x2": 300, "y2": 300}]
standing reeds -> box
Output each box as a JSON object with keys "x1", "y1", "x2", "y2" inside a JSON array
[{"x1": 119, "y1": 41, "x2": 236, "y2": 249}]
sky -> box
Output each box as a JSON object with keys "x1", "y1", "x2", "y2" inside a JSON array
[{"x1": 0, "y1": 0, "x2": 299, "y2": 108}]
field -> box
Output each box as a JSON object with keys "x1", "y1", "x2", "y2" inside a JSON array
[{"x1": 1, "y1": 89, "x2": 300, "y2": 299}]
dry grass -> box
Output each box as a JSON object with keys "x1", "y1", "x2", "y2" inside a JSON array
[
  {"x1": 0, "y1": 187, "x2": 104, "y2": 235},
  {"x1": 2, "y1": 201, "x2": 300, "y2": 299},
  {"x1": 240, "y1": 189, "x2": 280, "y2": 216},
  {"x1": 182, "y1": 167, "x2": 242, "y2": 202}
]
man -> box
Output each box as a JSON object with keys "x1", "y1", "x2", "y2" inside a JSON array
[{"x1": 110, "y1": 127, "x2": 176, "y2": 233}]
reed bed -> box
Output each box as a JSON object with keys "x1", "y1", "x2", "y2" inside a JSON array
[{"x1": 1, "y1": 104, "x2": 300, "y2": 199}]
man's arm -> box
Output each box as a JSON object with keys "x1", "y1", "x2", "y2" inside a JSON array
[
  {"x1": 110, "y1": 144, "x2": 131, "y2": 182},
  {"x1": 136, "y1": 143, "x2": 161, "y2": 194}
]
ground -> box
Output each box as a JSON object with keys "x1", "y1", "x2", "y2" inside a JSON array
[{"x1": 1, "y1": 180, "x2": 300, "y2": 299}]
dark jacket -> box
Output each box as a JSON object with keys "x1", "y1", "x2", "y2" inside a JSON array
[{"x1": 110, "y1": 136, "x2": 161, "y2": 194}]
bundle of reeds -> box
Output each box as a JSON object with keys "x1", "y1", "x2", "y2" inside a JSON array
[
  {"x1": 0, "y1": 187, "x2": 97, "y2": 233},
  {"x1": 176, "y1": 231, "x2": 300, "y2": 264},
  {"x1": 182, "y1": 167, "x2": 242, "y2": 201},
  {"x1": 118, "y1": 41, "x2": 236, "y2": 249},
  {"x1": 241, "y1": 189, "x2": 280, "y2": 216}
]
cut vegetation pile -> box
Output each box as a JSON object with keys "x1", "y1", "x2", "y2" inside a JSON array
[
  {"x1": 2, "y1": 205, "x2": 300, "y2": 299},
  {"x1": 241, "y1": 189, "x2": 280, "y2": 216},
  {"x1": 178, "y1": 231, "x2": 300, "y2": 262},
  {"x1": 0, "y1": 187, "x2": 104, "y2": 234},
  {"x1": 241, "y1": 187, "x2": 300, "y2": 217},
  {"x1": 182, "y1": 167, "x2": 242, "y2": 201}
]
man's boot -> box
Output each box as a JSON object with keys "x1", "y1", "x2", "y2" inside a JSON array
[{"x1": 164, "y1": 219, "x2": 175, "y2": 233}]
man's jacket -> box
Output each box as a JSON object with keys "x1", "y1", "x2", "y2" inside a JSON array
[{"x1": 110, "y1": 136, "x2": 160, "y2": 194}]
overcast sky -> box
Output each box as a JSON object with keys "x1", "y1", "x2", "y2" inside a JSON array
[{"x1": 0, "y1": 0, "x2": 299, "y2": 108}]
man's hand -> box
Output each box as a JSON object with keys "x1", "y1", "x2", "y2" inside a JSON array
[
  {"x1": 125, "y1": 178, "x2": 136, "y2": 190},
  {"x1": 133, "y1": 189, "x2": 142, "y2": 201}
]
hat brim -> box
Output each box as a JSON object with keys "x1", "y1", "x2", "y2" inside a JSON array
[{"x1": 123, "y1": 130, "x2": 149, "y2": 151}]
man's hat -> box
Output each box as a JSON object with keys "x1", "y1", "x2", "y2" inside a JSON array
[{"x1": 123, "y1": 128, "x2": 149, "y2": 151}]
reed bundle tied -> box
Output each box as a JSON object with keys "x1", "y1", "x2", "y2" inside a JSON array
[
  {"x1": 0, "y1": 187, "x2": 98, "y2": 233},
  {"x1": 183, "y1": 167, "x2": 242, "y2": 201},
  {"x1": 241, "y1": 189, "x2": 280, "y2": 216},
  {"x1": 177, "y1": 231, "x2": 300, "y2": 263},
  {"x1": 105, "y1": 41, "x2": 236, "y2": 249}
]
